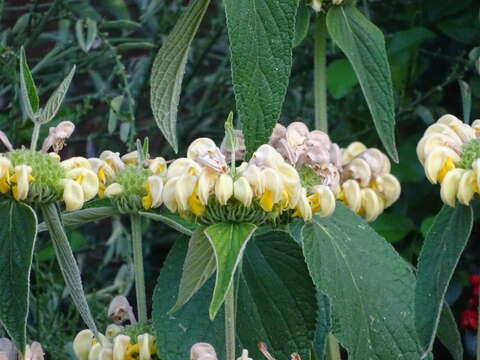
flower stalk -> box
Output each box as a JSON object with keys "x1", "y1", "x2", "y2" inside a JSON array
[
  {"x1": 131, "y1": 214, "x2": 148, "y2": 324},
  {"x1": 314, "y1": 13, "x2": 328, "y2": 133},
  {"x1": 30, "y1": 122, "x2": 41, "y2": 151},
  {"x1": 224, "y1": 284, "x2": 236, "y2": 360}
]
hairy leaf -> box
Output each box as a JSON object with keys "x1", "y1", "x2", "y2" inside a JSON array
[
  {"x1": 327, "y1": 5, "x2": 398, "y2": 161},
  {"x1": 437, "y1": 303, "x2": 463, "y2": 360},
  {"x1": 139, "y1": 209, "x2": 197, "y2": 236},
  {"x1": 415, "y1": 204, "x2": 473, "y2": 355},
  {"x1": 19, "y1": 47, "x2": 39, "y2": 120},
  {"x1": 150, "y1": 0, "x2": 210, "y2": 152},
  {"x1": 0, "y1": 200, "x2": 37, "y2": 352},
  {"x1": 302, "y1": 205, "x2": 422, "y2": 359},
  {"x1": 294, "y1": 1, "x2": 311, "y2": 47},
  {"x1": 223, "y1": 0, "x2": 298, "y2": 155}
]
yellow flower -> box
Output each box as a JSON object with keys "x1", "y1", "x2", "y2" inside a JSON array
[
  {"x1": 214, "y1": 173, "x2": 233, "y2": 205},
  {"x1": 440, "y1": 168, "x2": 465, "y2": 207},
  {"x1": 105, "y1": 325, "x2": 123, "y2": 340},
  {"x1": 142, "y1": 175, "x2": 163, "y2": 210},
  {"x1": 138, "y1": 334, "x2": 156, "y2": 360},
  {"x1": 187, "y1": 185, "x2": 205, "y2": 216},
  {"x1": 121, "y1": 151, "x2": 138, "y2": 166},
  {"x1": 259, "y1": 168, "x2": 282, "y2": 212},
  {"x1": 61, "y1": 179, "x2": 85, "y2": 211},
  {"x1": 104, "y1": 183, "x2": 124, "y2": 198},
  {"x1": 250, "y1": 144, "x2": 285, "y2": 169},
  {"x1": 293, "y1": 189, "x2": 312, "y2": 221},
  {"x1": 73, "y1": 330, "x2": 95, "y2": 360},
  {"x1": 338, "y1": 179, "x2": 361, "y2": 213},
  {"x1": 342, "y1": 142, "x2": 367, "y2": 163},
  {"x1": 308, "y1": 185, "x2": 335, "y2": 217},
  {"x1": 113, "y1": 335, "x2": 130, "y2": 360},
  {"x1": 167, "y1": 158, "x2": 201, "y2": 178},
  {"x1": 148, "y1": 157, "x2": 167, "y2": 175},
  {"x1": 359, "y1": 188, "x2": 384, "y2": 222},
  {"x1": 0, "y1": 157, "x2": 12, "y2": 194},
  {"x1": 241, "y1": 164, "x2": 265, "y2": 197},
  {"x1": 89, "y1": 158, "x2": 115, "y2": 197},
  {"x1": 100, "y1": 151, "x2": 125, "y2": 173},
  {"x1": 233, "y1": 176, "x2": 253, "y2": 207},
  {"x1": 424, "y1": 147, "x2": 459, "y2": 184},
  {"x1": 175, "y1": 174, "x2": 197, "y2": 211},
  {"x1": 61, "y1": 157, "x2": 92, "y2": 171},
  {"x1": 66, "y1": 168, "x2": 99, "y2": 201},
  {"x1": 11, "y1": 165, "x2": 34, "y2": 201},
  {"x1": 88, "y1": 343, "x2": 103, "y2": 360},
  {"x1": 197, "y1": 169, "x2": 218, "y2": 205},
  {"x1": 162, "y1": 177, "x2": 179, "y2": 212},
  {"x1": 376, "y1": 174, "x2": 401, "y2": 207},
  {"x1": 457, "y1": 170, "x2": 477, "y2": 205}
]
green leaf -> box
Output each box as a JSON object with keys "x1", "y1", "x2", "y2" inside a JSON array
[
  {"x1": 302, "y1": 205, "x2": 422, "y2": 359},
  {"x1": 19, "y1": 47, "x2": 39, "y2": 120},
  {"x1": 169, "y1": 228, "x2": 216, "y2": 313},
  {"x1": 313, "y1": 294, "x2": 332, "y2": 359},
  {"x1": 139, "y1": 209, "x2": 197, "y2": 236},
  {"x1": 75, "y1": 18, "x2": 97, "y2": 53},
  {"x1": 153, "y1": 230, "x2": 317, "y2": 360},
  {"x1": 150, "y1": 0, "x2": 211, "y2": 153},
  {"x1": 38, "y1": 206, "x2": 119, "y2": 232},
  {"x1": 39, "y1": 66, "x2": 76, "y2": 124},
  {"x1": 437, "y1": 303, "x2": 463, "y2": 360},
  {"x1": 326, "y1": 59, "x2": 358, "y2": 99},
  {"x1": 0, "y1": 200, "x2": 37, "y2": 352},
  {"x1": 327, "y1": 5, "x2": 398, "y2": 161},
  {"x1": 415, "y1": 204, "x2": 473, "y2": 355},
  {"x1": 293, "y1": 1, "x2": 311, "y2": 47},
  {"x1": 370, "y1": 213, "x2": 415, "y2": 243},
  {"x1": 108, "y1": 95, "x2": 124, "y2": 134},
  {"x1": 204, "y1": 222, "x2": 256, "y2": 319},
  {"x1": 223, "y1": 0, "x2": 298, "y2": 156}
]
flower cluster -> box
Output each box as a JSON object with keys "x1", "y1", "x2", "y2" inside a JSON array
[
  {"x1": 0, "y1": 122, "x2": 99, "y2": 211},
  {"x1": 417, "y1": 114, "x2": 480, "y2": 207},
  {"x1": 339, "y1": 142, "x2": 401, "y2": 222},
  {"x1": 266, "y1": 122, "x2": 400, "y2": 222},
  {"x1": 73, "y1": 297, "x2": 158, "y2": 360},
  {"x1": 92, "y1": 150, "x2": 166, "y2": 213},
  {"x1": 0, "y1": 338, "x2": 45, "y2": 360},
  {"x1": 163, "y1": 137, "x2": 335, "y2": 224}
]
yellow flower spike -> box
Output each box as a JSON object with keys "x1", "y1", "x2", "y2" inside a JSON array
[
  {"x1": 142, "y1": 175, "x2": 163, "y2": 209},
  {"x1": 293, "y1": 189, "x2": 312, "y2": 220},
  {"x1": 378, "y1": 174, "x2": 401, "y2": 207},
  {"x1": 73, "y1": 330, "x2": 95, "y2": 360},
  {"x1": 342, "y1": 141, "x2": 367, "y2": 163},
  {"x1": 309, "y1": 185, "x2": 336, "y2": 217},
  {"x1": 113, "y1": 335, "x2": 131, "y2": 360},
  {"x1": 12, "y1": 165, "x2": 33, "y2": 201},
  {"x1": 98, "y1": 348, "x2": 113, "y2": 360},
  {"x1": 61, "y1": 179, "x2": 85, "y2": 211},
  {"x1": 67, "y1": 168, "x2": 99, "y2": 201},
  {"x1": 233, "y1": 176, "x2": 253, "y2": 207},
  {"x1": 149, "y1": 157, "x2": 167, "y2": 175},
  {"x1": 197, "y1": 169, "x2": 218, "y2": 205},
  {"x1": 104, "y1": 183, "x2": 124, "y2": 198},
  {"x1": 440, "y1": 168, "x2": 465, "y2": 207},
  {"x1": 175, "y1": 174, "x2": 197, "y2": 211},
  {"x1": 138, "y1": 334, "x2": 155, "y2": 360},
  {"x1": 167, "y1": 158, "x2": 202, "y2": 178},
  {"x1": 345, "y1": 158, "x2": 372, "y2": 187},
  {"x1": 105, "y1": 324, "x2": 123, "y2": 340},
  {"x1": 457, "y1": 170, "x2": 477, "y2": 205},
  {"x1": 88, "y1": 343, "x2": 103, "y2": 360},
  {"x1": 61, "y1": 157, "x2": 92, "y2": 170},
  {"x1": 360, "y1": 188, "x2": 384, "y2": 222},
  {"x1": 259, "y1": 168, "x2": 282, "y2": 212},
  {"x1": 100, "y1": 151, "x2": 125, "y2": 173},
  {"x1": 163, "y1": 177, "x2": 179, "y2": 212},
  {"x1": 340, "y1": 179, "x2": 361, "y2": 213},
  {"x1": 241, "y1": 164, "x2": 265, "y2": 197},
  {"x1": 215, "y1": 173, "x2": 234, "y2": 205},
  {"x1": 424, "y1": 147, "x2": 460, "y2": 184}
]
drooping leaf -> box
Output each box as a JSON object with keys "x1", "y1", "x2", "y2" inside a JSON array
[
  {"x1": 19, "y1": 47, "x2": 39, "y2": 120},
  {"x1": 169, "y1": 228, "x2": 216, "y2": 313},
  {"x1": 327, "y1": 5, "x2": 398, "y2": 161},
  {"x1": 150, "y1": 0, "x2": 211, "y2": 153},
  {"x1": 39, "y1": 66, "x2": 76, "y2": 124},
  {"x1": 415, "y1": 204, "x2": 473, "y2": 355},
  {"x1": 203, "y1": 222, "x2": 256, "y2": 319},
  {"x1": 293, "y1": 1, "x2": 311, "y2": 47},
  {"x1": 153, "y1": 230, "x2": 317, "y2": 360},
  {"x1": 139, "y1": 209, "x2": 197, "y2": 236},
  {"x1": 302, "y1": 205, "x2": 422, "y2": 359},
  {"x1": 223, "y1": 0, "x2": 298, "y2": 156},
  {"x1": 0, "y1": 200, "x2": 37, "y2": 352},
  {"x1": 437, "y1": 303, "x2": 463, "y2": 360}
]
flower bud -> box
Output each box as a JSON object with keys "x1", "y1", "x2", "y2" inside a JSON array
[
  {"x1": 215, "y1": 173, "x2": 234, "y2": 205},
  {"x1": 105, "y1": 324, "x2": 123, "y2": 340},
  {"x1": 41, "y1": 121, "x2": 75, "y2": 153},
  {"x1": 250, "y1": 144, "x2": 285, "y2": 169},
  {"x1": 121, "y1": 151, "x2": 139, "y2": 166},
  {"x1": 142, "y1": 175, "x2": 163, "y2": 209},
  {"x1": 424, "y1": 123, "x2": 462, "y2": 144},
  {"x1": 417, "y1": 133, "x2": 461, "y2": 165},
  {"x1": 167, "y1": 158, "x2": 202, "y2": 178},
  {"x1": 100, "y1": 151, "x2": 125, "y2": 173},
  {"x1": 49, "y1": 152, "x2": 61, "y2": 162},
  {"x1": 61, "y1": 157, "x2": 92, "y2": 171},
  {"x1": 108, "y1": 296, "x2": 136, "y2": 325},
  {"x1": 104, "y1": 183, "x2": 123, "y2": 198},
  {"x1": 187, "y1": 138, "x2": 227, "y2": 173},
  {"x1": 342, "y1": 142, "x2": 367, "y2": 163},
  {"x1": 149, "y1": 157, "x2": 167, "y2": 175},
  {"x1": 66, "y1": 168, "x2": 99, "y2": 201},
  {"x1": 175, "y1": 174, "x2": 197, "y2": 211},
  {"x1": 360, "y1": 188, "x2": 384, "y2": 222},
  {"x1": 190, "y1": 343, "x2": 217, "y2": 360},
  {"x1": 233, "y1": 176, "x2": 253, "y2": 207},
  {"x1": 424, "y1": 147, "x2": 460, "y2": 184},
  {"x1": 113, "y1": 335, "x2": 131, "y2": 360},
  {"x1": 471, "y1": 119, "x2": 480, "y2": 137},
  {"x1": 138, "y1": 334, "x2": 155, "y2": 360},
  {"x1": 343, "y1": 158, "x2": 371, "y2": 187},
  {"x1": 197, "y1": 170, "x2": 217, "y2": 205},
  {"x1": 73, "y1": 330, "x2": 95, "y2": 360},
  {"x1": 378, "y1": 174, "x2": 401, "y2": 207},
  {"x1": 88, "y1": 343, "x2": 102, "y2": 360},
  {"x1": 61, "y1": 179, "x2": 85, "y2": 211},
  {"x1": 457, "y1": 170, "x2": 477, "y2": 205},
  {"x1": 310, "y1": 185, "x2": 335, "y2": 217},
  {"x1": 311, "y1": 0, "x2": 322, "y2": 12},
  {"x1": 286, "y1": 122, "x2": 309, "y2": 147},
  {"x1": 12, "y1": 165, "x2": 33, "y2": 201},
  {"x1": 340, "y1": 179, "x2": 361, "y2": 213},
  {"x1": 440, "y1": 168, "x2": 465, "y2": 207}
]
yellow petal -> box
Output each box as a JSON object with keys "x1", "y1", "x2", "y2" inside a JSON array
[
  {"x1": 241, "y1": 164, "x2": 265, "y2": 197},
  {"x1": 138, "y1": 334, "x2": 155, "y2": 360},
  {"x1": 121, "y1": 151, "x2": 138, "y2": 166},
  {"x1": 440, "y1": 168, "x2": 465, "y2": 207},
  {"x1": 293, "y1": 189, "x2": 312, "y2": 220},
  {"x1": 311, "y1": 185, "x2": 335, "y2": 217},
  {"x1": 149, "y1": 157, "x2": 167, "y2": 175},
  {"x1": 167, "y1": 158, "x2": 201, "y2": 178},
  {"x1": 62, "y1": 179, "x2": 85, "y2": 211},
  {"x1": 163, "y1": 177, "x2": 179, "y2": 212},
  {"x1": 341, "y1": 179, "x2": 361, "y2": 213},
  {"x1": 342, "y1": 142, "x2": 367, "y2": 163},
  {"x1": 360, "y1": 188, "x2": 383, "y2": 222},
  {"x1": 233, "y1": 176, "x2": 253, "y2": 207},
  {"x1": 113, "y1": 335, "x2": 131, "y2": 360},
  {"x1": 13, "y1": 165, "x2": 33, "y2": 201},
  {"x1": 214, "y1": 173, "x2": 233, "y2": 205},
  {"x1": 424, "y1": 123, "x2": 462, "y2": 144},
  {"x1": 73, "y1": 330, "x2": 95, "y2": 360},
  {"x1": 88, "y1": 343, "x2": 102, "y2": 360},
  {"x1": 262, "y1": 168, "x2": 282, "y2": 203},
  {"x1": 175, "y1": 174, "x2": 197, "y2": 211},
  {"x1": 197, "y1": 170, "x2": 217, "y2": 205},
  {"x1": 146, "y1": 175, "x2": 163, "y2": 208},
  {"x1": 61, "y1": 157, "x2": 92, "y2": 170},
  {"x1": 259, "y1": 189, "x2": 274, "y2": 212},
  {"x1": 457, "y1": 170, "x2": 477, "y2": 205},
  {"x1": 379, "y1": 174, "x2": 401, "y2": 207},
  {"x1": 424, "y1": 147, "x2": 459, "y2": 184},
  {"x1": 98, "y1": 348, "x2": 113, "y2": 360},
  {"x1": 104, "y1": 183, "x2": 123, "y2": 198}
]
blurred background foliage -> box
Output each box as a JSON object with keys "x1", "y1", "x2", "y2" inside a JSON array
[{"x1": 0, "y1": 0, "x2": 479, "y2": 358}]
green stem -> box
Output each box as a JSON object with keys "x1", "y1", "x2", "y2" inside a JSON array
[
  {"x1": 131, "y1": 214, "x2": 147, "y2": 323},
  {"x1": 326, "y1": 333, "x2": 341, "y2": 360},
  {"x1": 30, "y1": 122, "x2": 41, "y2": 151},
  {"x1": 314, "y1": 13, "x2": 328, "y2": 133},
  {"x1": 41, "y1": 203, "x2": 99, "y2": 339},
  {"x1": 225, "y1": 285, "x2": 236, "y2": 360}
]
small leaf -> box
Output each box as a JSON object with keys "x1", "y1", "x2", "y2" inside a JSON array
[
  {"x1": 85, "y1": 18, "x2": 98, "y2": 52},
  {"x1": 327, "y1": 5, "x2": 398, "y2": 161},
  {"x1": 139, "y1": 209, "x2": 197, "y2": 236},
  {"x1": 117, "y1": 42, "x2": 156, "y2": 51},
  {"x1": 458, "y1": 80, "x2": 471, "y2": 123},
  {"x1": 293, "y1": 1, "x2": 311, "y2": 47},
  {"x1": 415, "y1": 204, "x2": 473, "y2": 355},
  {"x1": 0, "y1": 200, "x2": 37, "y2": 352},
  {"x1": 75, "y1": 19, "x2": 87, "y2": 52},
  {"x1": 170, "y1": 228, "x2": 216, "y2": 313},
  {"x1": 203, "y1": 222, "x2": 256, "y2": 319},
  {"x1": 101, "y1": 20, "x2": 142, "y2": 31},
  {"x1": 38, "y1": 206, "x2": 119, "y2": 232},
  {"x1": 108, "y1": 95, "x2": 124, "y2": 134},
  {"x1": 150, "y1": 0, "x2": 211, "y2": 153},
  {"x1": 437, "y1": 303, "x2": 463, "y2": 360},
  {"x1": 223, "y1": 0, "x2": 298, "y2": 156},
  {"x1": 39, "y1": 66, "x2": 76, "y2": 124},
  {"x1": 19, "y1": 47, "x2": 39, "y2": 120}
]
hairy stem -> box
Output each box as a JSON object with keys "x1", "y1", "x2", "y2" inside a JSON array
[
  {"x1": 41, "y1": 203, "x2": 99, "y2": 339},
  {"x1": 30, "y1": 122, "x2": 41, "y2": 151},
  {"x1": 131, "y1": 214, "x2": 147, "y2": 323},
  {"x1": 225, "y1": 285, "x2": 236, "y2": 360},
  {"x1": 314, "y1": 13, "x2": 328, "y2": 133}
]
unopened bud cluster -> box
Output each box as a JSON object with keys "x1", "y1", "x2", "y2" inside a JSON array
[{"x1": 417, "y1": 114, "x2": 480, "y2": 207}]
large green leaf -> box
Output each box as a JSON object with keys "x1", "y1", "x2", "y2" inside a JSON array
[
  {"x1": 313, "y1": 294, "x2": 331, "y2": 359},
  {"x1": 150, "y1": 0, "x2": 210, "y2": 153},
  {"x1": 437, "y1": 303, "x2": 463, "y2": 360},
  {"x1": 415, "y1": 204, "x2": 473, "y2": 355},
  {"x1": 0, "y1": 200, "x2": 37, "y2": 352},
  {"x1": 327, "y1": 5, "x2": 398, "y2": 161},
  {"x1": 203, "y1": 222, "x2": 256, "y2": 319},
  {"x1": 153, "y1": 230, "x2": 317, "y2": 360},
  {"x1": 302, "y1": 205, "x2": 422, "y2": 359},
  {"x1": 170, "y1": 227, "x2": 216, "y2": 313},
  {"x1": 19, "y1": 47, "x2": 39, "y2": 120},
  {"x1": 223, "y1": 0, "x2": 298, "y2": 155}
]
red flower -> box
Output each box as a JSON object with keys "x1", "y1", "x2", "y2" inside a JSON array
[
  {"x1": 461, "y1": 309, "x2": 478, "y2": 330},
  {"x1": 469, "y1": 274, "x2": 480, "y2": 297}
]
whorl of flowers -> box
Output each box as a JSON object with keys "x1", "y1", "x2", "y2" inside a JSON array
[
  {"x1": 0, "y1": 121, "x2": 99, "y2": 211},
  {"x1": 73, "y1": 297, "x2": 157, "y2": 360},
  {"x1": 96, "y1": 150, "x2": 166, "y2": 214},
  {"x1": 339, "y1": 142, "x2": 401, "y2": 222},
  {"x1": 417, "y1": 114, "x2": 480, "y2": 207},
  {"x1": 163, "y1": 137, "x2": 335, "y2": 224}
]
